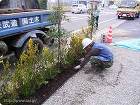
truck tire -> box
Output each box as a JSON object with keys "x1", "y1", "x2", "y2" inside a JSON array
[
  {"x1": 43, "y1": 36, "x2": 54, "y2": 47},
  {"x1": 80, "y1": 10, "x2": 83, "y2": 14},
  {"x1": 131, "y1": 17, "x2": 134, "y2": 20},
  {"x1": 118, "y1": 16, "x2": 120, "y2": 19},
  {"x1": 0, "y1": 41, "x2": 8, "y2": 56},
  {"x1": 136, "y1": 13, "x2": 139, "y2": 18},
  {"x1": 16, "y1": 38, "x2": 44, "y2": 59}
]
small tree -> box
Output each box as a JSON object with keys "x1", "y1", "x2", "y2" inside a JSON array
[
  {"x1": 48, "y1": 0, "x2": 68, "y2": 68},
  {"x1": 88, "y1": 2, "x2": 96, "y2": 39}
]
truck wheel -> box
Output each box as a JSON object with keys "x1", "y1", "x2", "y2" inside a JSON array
[
  {"x1": 136, "y1": 13, "x2": 139, "y2": 18},
  {"x1": 118, "y1": 16, "x2": 120, "y2": 19},
  {"x1": 80, "y1": 10, "x2": 83, "y2": 14},
  {"x1": 43, "y1": 36, "x2": 54, "y2": 47},
  {"x1": 16, "y1": 38, "x2": 44, "y2": 59},
  {"x1": 131, "y1": 17, "x2": 134, "y2": 20}
]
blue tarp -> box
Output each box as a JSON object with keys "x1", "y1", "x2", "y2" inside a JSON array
[{"x1": 113, "y1": 39, "x2": 140, "y2": 51}]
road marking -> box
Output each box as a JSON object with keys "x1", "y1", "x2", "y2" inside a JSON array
[
  {"x1": 100, "y1": 11, "x2": 116, "y2": 14},
  {"x1": 66, "y1": 14, "x2": 115, "y2": 18},
  {"x1": 99, "y1": 18, "x2": 116, "y2": 24},
  {"x1": 65, "y1": 12, "x2": 116, "y2": 18},
  {"x1": 62, "y1": 17, "x2": 88, "y2": 24},
  {"x1": 62, "y1": 17, "x2": 116, "y2": 25},
  {"x1": 100, "y1": 13, "x2": 116, "y2": 16},
  {"x1": 65, "y1": 13, "x2": 116, "y2": 22},
  {"x1": 70, "y1": 17, "x2": 88, "y2": 21}
]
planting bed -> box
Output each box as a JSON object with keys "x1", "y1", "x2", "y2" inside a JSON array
[
  {"x1": 20, "y1": 64, "x2": 80, "y2": 105},
  {"x1": 1, "y1": 35, "x2": 84, "y2": 105}
]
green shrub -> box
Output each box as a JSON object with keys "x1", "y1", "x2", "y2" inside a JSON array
[
  {"x1": 13, "y1": 39, "x2": 46, "y2": 96},
  {"x1": 65, "y1": 35, "x2": 85, "y2": 65},
  {"x1": 0, "y1": 61, "x2": 18, "y2": 105},
  {"x1": 43, "y1": 48, "x2": 60, "y2": 80},
  {"x1": 12, "y1": 39, "x2": 59, "y2": 97},
  {"x1": 0, "y1": 32, "x2": 88, "y2": 104},
  {"x1": 0, "y1": 39, "x2": 59, "y2": 104}
]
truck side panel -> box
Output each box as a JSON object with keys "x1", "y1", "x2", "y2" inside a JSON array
[{"x1": 0, "y1": 10, "x2": 52, "y2": 38}]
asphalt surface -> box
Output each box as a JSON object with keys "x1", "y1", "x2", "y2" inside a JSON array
[
  {"x1": 113, "y1": 17, "x2": 140, "y2": 42},
  {"x1": 62, "y1": 8, "x2": 118, "y2": 32}
]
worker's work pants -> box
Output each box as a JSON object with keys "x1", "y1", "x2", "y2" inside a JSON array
[
  {"x1": 95, "y1": 16, "x2": 99, "y2": 29},
  {"x1": 90, "y1": 57, "x2": 113, "y2": 70}
]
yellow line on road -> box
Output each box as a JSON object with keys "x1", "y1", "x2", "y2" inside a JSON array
[{"x1": 99, "y1": 18, "x2": 116, "y2": 24}]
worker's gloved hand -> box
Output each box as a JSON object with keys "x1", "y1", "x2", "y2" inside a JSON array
[{"x1": 74, "y1": 65, "x2": 81, "y2": 70}]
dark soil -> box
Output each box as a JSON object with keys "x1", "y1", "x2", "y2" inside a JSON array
[{"x1": 20, "y1": 61, "x2": 81, "y2": 105}]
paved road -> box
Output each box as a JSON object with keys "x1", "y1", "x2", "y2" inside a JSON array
[
  {"x1": 113, "y1": 17, "x2": 140, "y2": 42},
  {"x1": 62, "y1": 9, "x2": 120, "y2": 32}
]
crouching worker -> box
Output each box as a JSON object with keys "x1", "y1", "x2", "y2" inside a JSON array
[{"x1": 74, "y1": 38, "x2": 113, "y2": 72}]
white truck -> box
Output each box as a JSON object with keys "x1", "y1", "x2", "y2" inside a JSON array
[
  {"x1": 71, "y1": 0, "x2": 90, "y2": 14},
  {"x1": 117, "y1": 0, "x2": 140, "y2": 20}
]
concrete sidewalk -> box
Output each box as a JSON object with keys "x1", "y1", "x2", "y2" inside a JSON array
[{"x1": 43, "y1": 46, "x2": 140, "y2": 105}]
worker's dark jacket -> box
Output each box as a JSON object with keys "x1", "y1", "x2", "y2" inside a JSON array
[{"x1": 80, "y1": 42, "x2": 113, "y2": 68}]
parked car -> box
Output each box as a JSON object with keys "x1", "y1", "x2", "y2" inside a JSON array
[{"x1": 71, "y1": 4, "x2": 88, "y2": 14}]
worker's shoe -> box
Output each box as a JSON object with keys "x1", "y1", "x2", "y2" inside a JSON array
[
  {"x1": 95, "y1": 67, "x2": 105, "y2": 74},
  {"x1": 84, "y1": 65, "x2": 97, "y2": 74},
  {"x1": 85, "y1": 68, "x2": 94, "y2": 74}
]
